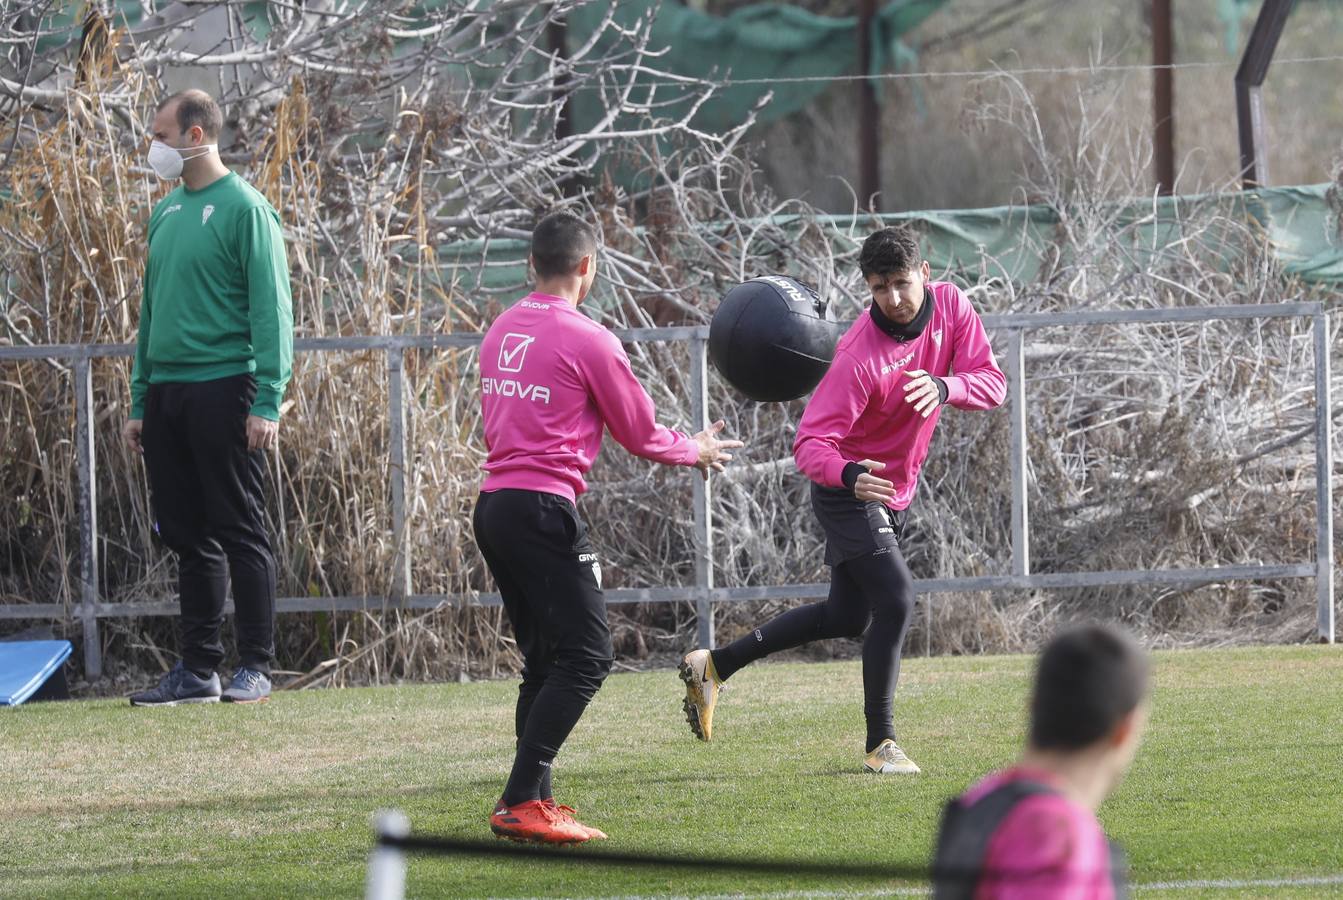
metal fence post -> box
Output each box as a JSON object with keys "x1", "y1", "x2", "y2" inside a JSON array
[
  {"x1": 1, "y1": 306, "x2": 1330, "y2": 650},
  {"x1": 74, "y1": 356, "x2": 102, "y2": 678},
  {"x1": 365, "y1": 810, "x2": 410, "y2": 900},
  {"x1": 1314, "y1": 313, "x2": 1335, "y2": 643},
  {"x1": 689, "y1": 334, "x2": 714, "y2": 649},
  {"x1": 388, "y1": 347, "x2": 412, "y2": 600},
  {"x1": 1008, "y1": 330, "x2": 1030, "y2": 578}
]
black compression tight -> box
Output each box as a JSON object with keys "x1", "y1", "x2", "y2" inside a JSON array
[{"x1": 711, "y1": 550, "x2": 915, "y2": 752}]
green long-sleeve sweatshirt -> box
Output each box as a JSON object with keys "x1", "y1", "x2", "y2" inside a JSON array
[{"x1": 129, "y1": 172, "x2": 293, "y2": 420}]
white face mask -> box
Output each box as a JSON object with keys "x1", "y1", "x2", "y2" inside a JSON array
[{"x1": 147, "y1": 140, "x2": 216, "y2": 181}]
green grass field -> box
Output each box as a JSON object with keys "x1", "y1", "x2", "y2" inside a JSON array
[{"x1": 2, "y1": 645, "x2": 1341, "y2": 898}]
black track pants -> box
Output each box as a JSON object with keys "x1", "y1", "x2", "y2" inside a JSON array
[
  {"x1": 142, "y1": 374, "x2": 276, "y2": 675},
  {"x1": 473, "y1": 489, "x2": 613, "y2": 804},
  {"x1": 712, "y1": 487, "x2": 915, "y2": 748}
]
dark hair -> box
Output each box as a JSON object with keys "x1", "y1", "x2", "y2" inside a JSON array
[
  {"x1": 1028, "y1": 624, "x2": 1149, "y2": 751},
  {"x1": 158, "y1": 90, "x2": 223, "y2": 141},
  {"x1": 531, "y1": 211, "x2": 597, "y2": 279},
  {"x1": 859, "y1": 226, "x2": 921, "y2": 278}
]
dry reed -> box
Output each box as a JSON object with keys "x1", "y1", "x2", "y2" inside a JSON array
[{"x1": 1, "y1": 3, "x2": 1337, "y2": 689}]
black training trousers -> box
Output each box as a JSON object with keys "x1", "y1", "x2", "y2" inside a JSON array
[
  {"x1": 712, "y1": 485, "x2": 915, "y2": 750},
  {"x1": 473, "y1": 489, "x2": 613, "y2": 804},
  {"x1": 142, "y1": 374, "x2": 276, "y2": 675}
]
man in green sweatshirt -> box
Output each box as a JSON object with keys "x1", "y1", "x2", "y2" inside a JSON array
[{"x1": 122, "y1": 89, "x2": 293, "y2": 706}]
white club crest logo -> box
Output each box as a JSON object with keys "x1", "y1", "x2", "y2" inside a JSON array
[
  {"x1": 931, "y1": 327, "x2": 943, "y2": 347},
  {"x1": 498, "y1": 332, "x2": 536, "y2": 373},
  {"x1": 202, "y1": 204, "x2": 215, "y2": 226}
]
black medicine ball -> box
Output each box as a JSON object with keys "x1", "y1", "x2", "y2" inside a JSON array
[{"x1": 708, "y1": 275, "x2": 843, "y2": 402}]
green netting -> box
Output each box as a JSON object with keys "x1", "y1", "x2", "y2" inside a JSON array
[
  {"x1": 849, "y1": 183, "x2": 1343, "y2": 285},
  {"x1": 1217, "y1": 0, "x2": 1343, "y2": 52},
  {"x1": 33, "y1": 2, "x2": 272, "y2": 54},
  {"x1": 21, "y1": 5, "x2": 1342, "y2": 291},
  {"x1": 31, "y1": 1, "x2": 945, "y2": 137},
  {"x1": 566, "y1": 0, "x2": 948, "y2": 134},
  {"x1": 437, "y1": 183, "x2": 1343, "y2": 302}
]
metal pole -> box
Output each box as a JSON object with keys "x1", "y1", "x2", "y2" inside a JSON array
[
  {"x1": 548, "y1": 5, "x2": 571, "y2": 144},
  {"x1": 365, "y1": 810, "x2": 410, "y2": 900},
  {"x1": 1235, "y1": 85, "x2": 1268, "y2": 189},
  {"x1": 1008, "y1": 331, "x2": 1030, "y2": 577},
  {"x1": 1152, "y1": 0, "x2": 1175, "y2": 194},
  {"x1": 74, "y1": 357, "x2": 101, "y2": 678},
  {"x1": 388, "y1": 348, "x2": 412, "y2": 600},
  {"x1": 857, "y1": 0, "x2": 881, "y2": 211},
  {"x1": 547, "y1": 3, "x2": 577, "y2": 197},
  {"x1": 689, "y1": 336, "x2": 714, "y2": 649},
  {"x1": 924, "y1": 595, "x2": 932, "y2": 658},
  {"x1": 1314, "y1": 314, "x2": 1334, "y2": 643},
  {"x1": 1235, "y1": 0, "x2": 1295, "y2": 188}
]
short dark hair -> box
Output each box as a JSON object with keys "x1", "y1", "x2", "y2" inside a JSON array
[
  {"x1": 859, "y1": 226, "x2": 921, "y2": 278},
  {"x1": 531, "y1": 211, "x2": 597, "y2": 279},
  {"x1": 1028, "y1": 624, "x2": 1149, "y2": 752},
  {"x1": 158, "y1": 90, "x2": 223, "y2": 141}
]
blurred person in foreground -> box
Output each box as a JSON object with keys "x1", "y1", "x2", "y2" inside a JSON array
[{"x1": 932, "y1": 623, "x2": 1150, "y2": 899}]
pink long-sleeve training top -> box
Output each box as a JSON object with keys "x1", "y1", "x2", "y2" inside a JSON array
[
  {"x1": 793, "y1": 281, "x2": 1006, "y2": 510},
  {"x1": 478, "y1": 292, "x2": 699, "y2": 501},
  {"x1": 963, "y1": 767, "x2": 1117, "y2": 900}
]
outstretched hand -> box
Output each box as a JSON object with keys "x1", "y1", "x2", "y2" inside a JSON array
[
  {"x1": 853, "y1": 458, "x2": 896, "y2": 503},
  {"x1": 692, "y1": 419, "x2": 744, "y2": 481}
]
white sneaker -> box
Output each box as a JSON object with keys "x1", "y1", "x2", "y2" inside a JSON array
[
  {"x1": 678, "y1": 649, "x2": 722, "y2": 741},
  {"x1": 863, "y1": 739, "x2": 921, "y2": 774}
]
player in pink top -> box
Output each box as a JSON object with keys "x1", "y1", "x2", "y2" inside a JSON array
[
  {"x1": 478, "y1": 212, "x2": 742, "y2": 845},
  {"x1": 680, "y1": 226, "x2": 1005, "y2": 774},
  {"x1": 932, "y1": 624, "x2": 1149, "y2": 898}
]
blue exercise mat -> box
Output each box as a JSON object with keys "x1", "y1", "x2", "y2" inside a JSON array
[{"x1": 0, "y1": 640, "x2": 73, "y2": 706}]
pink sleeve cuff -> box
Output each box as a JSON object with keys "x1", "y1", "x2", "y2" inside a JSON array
[
  {"x1": 822, "y1": 457, "x2": 850, "y2": 488},
  {"x1": 680, "y1": 435, "x2": 700, "y2": 467},
  {"x1": 942, "y1": 375, "x2": 969, "y2": 406}
]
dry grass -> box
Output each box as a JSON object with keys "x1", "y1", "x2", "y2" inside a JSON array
[{"x1": 1, "y1": 3, "x2": 1337, "y2": 687}]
